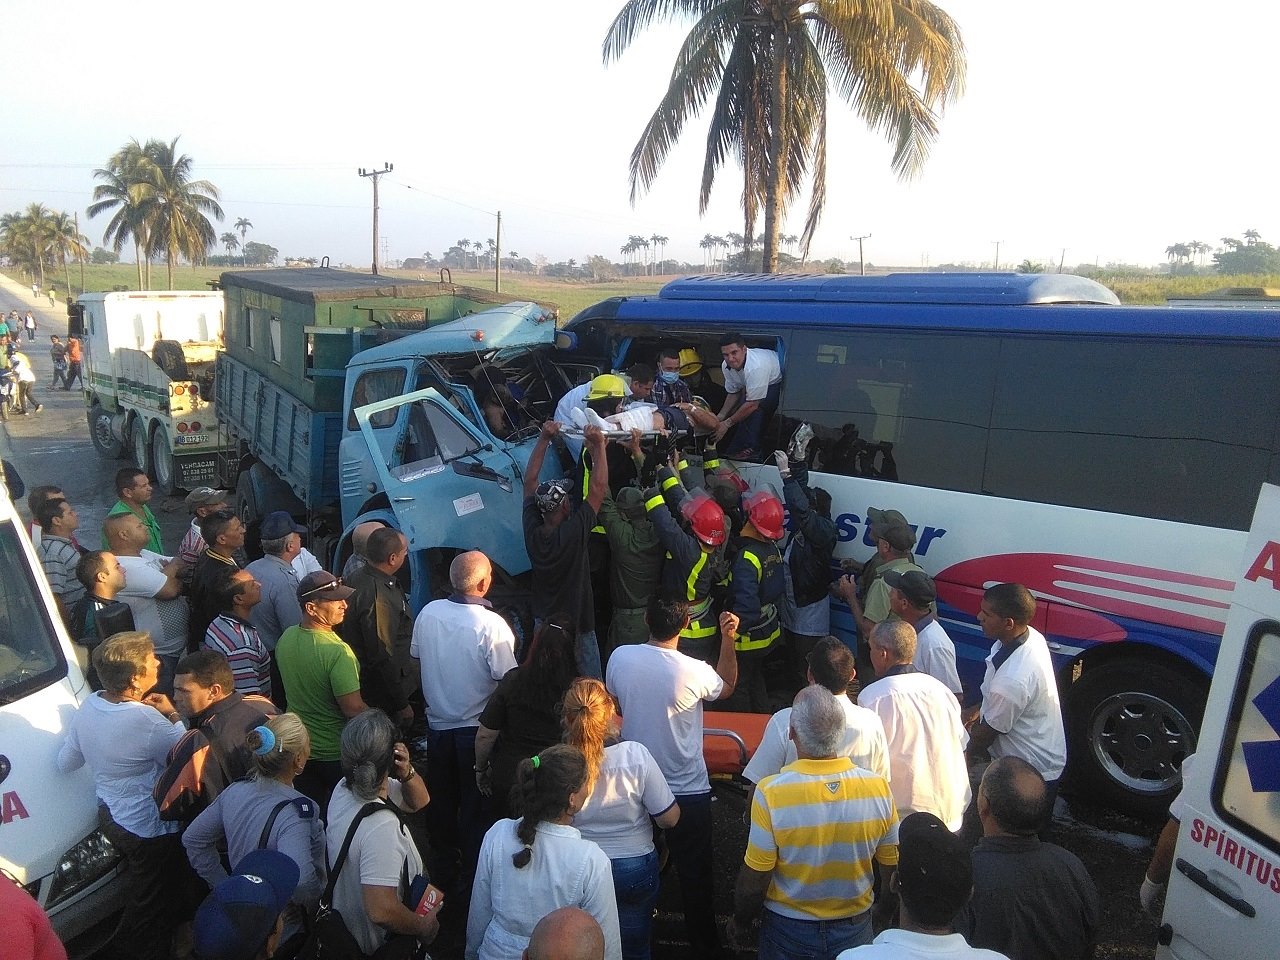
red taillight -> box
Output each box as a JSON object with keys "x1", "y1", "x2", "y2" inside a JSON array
[
  {"x1": 177, "y1": 422, "x2": 189, "y2": 433},
  {"x1": 190, "y1": 421, "x2": 201, "y2": 432},
  {"x1": 189, "y1": 383, "x2": 200, "y2": 397}
]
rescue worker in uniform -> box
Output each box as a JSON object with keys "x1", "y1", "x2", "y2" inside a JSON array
[
  {"x1": 645, "y1": 466, "x2": 729, "y2": 665},
  {"x1": 724, "y1": 489, "x2": 786, "y2": 712}
]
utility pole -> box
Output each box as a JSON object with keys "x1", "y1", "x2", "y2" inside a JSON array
[
  {"x1": 358, "y1": 163, "x2": 393, "y2": 275},
  {"x1": 1058, "y1": 248, "x2": 1067, "y2": 273},
  {"x1": 495, "y1": 211, "x2": 502, "y2": 293},
  {"x1": 991, "y1": 240, "x2": 1003, "y2": 271},
  {"x1": 850, "y1": 234, "x2": 870, "y2": 276}
]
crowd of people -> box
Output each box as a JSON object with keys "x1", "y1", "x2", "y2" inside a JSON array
[{"x1": 12, "y1": 334, "x2": 1109, "y2": 960}]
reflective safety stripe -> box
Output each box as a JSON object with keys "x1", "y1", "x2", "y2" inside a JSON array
[
  {"x1": 582, "y1": 458, "x2": 605, "y2": 534},
  {"x1": 677, "y1": 460, "x2": 689, "y2": 471},
  {"x1": 736, "y1": 547, "x2": 778, "y2": 651},
  {"x1": 703, "y1": 458, "x2": 721, "y2": 471},
  {"x1": 645, "y1": 494, "x2": 666, "y2": 512},
  {"x1": 661, "y1": 474, "x2": 680, "y2": 491},
  {"x1": 682, "y1": 595, "x2": 719, "y2": 639},
  {"x1": 685, "y1": 553, "x2": 709, "y2": 601}
]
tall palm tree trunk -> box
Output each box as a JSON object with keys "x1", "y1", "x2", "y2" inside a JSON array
[
  {"x1": 134, "y1": 241, "x2": 143, "y2": 289},
  {"x1": 763, "y1": 26, "x2": 789, "y2": 274}
]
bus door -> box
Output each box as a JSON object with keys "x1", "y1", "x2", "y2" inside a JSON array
[
  {"x1": 1157, "y1": 483, "x2": 1280, "y2": 960},
  {"x1": 353, "y1": 388, "x2": 529, "y2": 577}
]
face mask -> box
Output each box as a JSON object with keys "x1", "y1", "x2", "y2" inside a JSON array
[{"x1": 659, "y1": 370, "x2": 680, "y2": 384}]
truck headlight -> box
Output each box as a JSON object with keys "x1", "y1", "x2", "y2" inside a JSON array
[{"x1": 44, "y1": 829, "x2": 122, "y2": 909}]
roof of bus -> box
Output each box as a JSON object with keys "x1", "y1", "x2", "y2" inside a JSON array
[
  {"x1": 567, "y1": 273, "x2": 1280, "y2": 339},
  {"x1": 654, "y1": 272, "x2": 1121, "y2": 305}
]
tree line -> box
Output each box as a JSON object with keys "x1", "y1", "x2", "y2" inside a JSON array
[{"x1": 1165, "y1": 230, "x2": 1280, "y2": 275}]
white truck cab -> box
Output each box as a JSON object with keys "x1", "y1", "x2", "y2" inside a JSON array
[
  {"x1": 1157, "y1": 482, "x2": 1280, "y2": 959},
  {"x1": 0, "y1": 481, "x2": 122, "y2": 952}
]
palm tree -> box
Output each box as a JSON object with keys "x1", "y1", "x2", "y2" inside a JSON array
[
  {"x1": 18, "y1": 203, "x2": 54, "y2": 290},
  {"x1": 234, "y1": 217, "x2": 253, "y2": 265},
  {"x1": 604, "y1": 1, "x2": 966, "y2": 273},
  {"x1": 1244, "y1": 229, "x2": 1261, "y2": 246},
  {"x1": 472, "y1": 240, "x2": 483, "y2": 269},
  {"x1": 87, "y1": 138, "x2": 155, "y2": 288},
  {"x1": 221, "y1": 232, "x2": 240, "y2": 262},
  {"x1": 142, "y1": 137, "x2": 224, "y2": 289},
  {"x1": 700, "y1": 233, "x2": 716, "y2": 270},
  {"x1": 48, "y1": 211, "x2": 89, "y2": 299}
]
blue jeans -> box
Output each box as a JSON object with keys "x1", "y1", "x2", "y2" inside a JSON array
[
  {"x1": 757, "y1": 908, "x2": 873, "y2": 960},
  {"x1": 578, "y1": 628, "x2": 602, "y2": 680},
  {"x1": 611, "y1": 850, "x2": 660, "y2": 960},
  {"x1": 723, "y1": 380, "x2": 781, "y2": 458},
  {"x1": 667, "y1": 792, "x2": 719, "y2": 955}
]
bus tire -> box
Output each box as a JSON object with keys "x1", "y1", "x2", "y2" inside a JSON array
[
  {"x1": 88, "y1": 403, "x2": 124, "y2": 458},
  {"x1": 1065, "y1": 657, "x2": 1205, "y2": 818},
  {"x1": 130, "y1": 417, "x2": 154, "y2": 479},
  {"x1": 151, "y1": 425, "x2": 176, "y2": 496}
]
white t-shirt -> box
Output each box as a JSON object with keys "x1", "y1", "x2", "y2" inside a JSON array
[
  {"x1": 915, "y1": 617, "x2": 963, "y2": 695},
  {"x1": 980, "y1": 627, "x2": 1067, "y2": 780},
  {"x1": 858, "y1": 671, "x2": 971, "y2": 831},
  {"x1": 466, "y1": 819, "x2": 621, "y2": 960},
  {"x1": 117, "y1": 550, "x2": 187, "y2": 657},
  {"x1": 839, "y1": 928, "x2": 1011, "y2": 959},
  {"x1": 291, "y1": 547, "x2": 323, "y2": 579},
  {"x1": 55, "y1": 693, "x2": 186, "y2": 838},
  {"x1": 606, "y1": 643, "x2": 723, "y2": 796},
  {"x1": 410, "y1": 597, "x2": 517, "y2": 729},
  {"x1": 326, "y1": 779, "x2": 422, "y2": 957},
  {"x1": 553, "y1": 382, "x2": 592, "y2": 458},
  {"x1": 742, "y1": 694, "x2": 891, "y2": 785},
  {"x1": 573, "y1": 740, "x2": 677, "y2": 859},
  {"x1": 722, "y1": 347, "x2": 781, "y2": 402}
]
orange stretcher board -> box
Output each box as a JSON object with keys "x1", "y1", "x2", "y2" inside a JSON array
[{"x1": 703, "y1": 711, "x2": 769, "y2": 777}]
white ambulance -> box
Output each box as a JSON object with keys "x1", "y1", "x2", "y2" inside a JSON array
[
  {"x1": 1157, "y1": 483, "x2": 1280, "y2": 959},
  {"x1": 0, "y1": 477, "x2": 123, "y2": 952}
]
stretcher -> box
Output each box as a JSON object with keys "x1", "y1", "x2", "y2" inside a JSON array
[{"x1": 703, "y1": 711, "x2": 770, "y2": 779}]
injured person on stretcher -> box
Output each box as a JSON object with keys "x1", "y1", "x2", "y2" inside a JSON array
[{"x1": 564, "y1": 398, "x2": 721, "y2": 439}]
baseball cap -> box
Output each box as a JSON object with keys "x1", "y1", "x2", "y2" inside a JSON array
[
  {"x1": 296, "y1": 571, "x2": 355, "y2": 602},
  {"x1": 867, "y1": 506, "x2": 916, "y2": 551},
  {"x1": 883, "y1": 569, "x2": 937, "y2": 607},
  {"x1": 184, "y1": 487, "x2": 231, "y2": 509},
  {"x1": 261, "y1": 510, "x2": 306, "y2": 540},
  {"x1": 616, "y1": 486, "x2": 647, "y2": 520},
  {"x1": 193, "y1": 849, "x2": 299, "y2": 960},
  {"x1": 535, "y1": 478, "x2": 573, "y2": 514},
  {"x1": 895, "y1": 812, "x2": 972, "y2": 920}
]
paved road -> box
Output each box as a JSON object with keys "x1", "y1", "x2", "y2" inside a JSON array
[{"x1": 0, "y1": 275, "x2": 189, "y2": 548}]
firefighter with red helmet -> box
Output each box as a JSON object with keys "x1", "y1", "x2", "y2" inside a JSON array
[
  {"x1": 727, "y1": 487, "x2": 787, "y2": 712},
  {"x1": 644, "y1": 467, "x2": 730, "y2": 664}
]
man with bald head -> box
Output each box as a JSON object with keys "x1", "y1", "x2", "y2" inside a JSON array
[
  {"x1": 411, "y1": 549, "x2": 517, "y2": 895},
  {"x1": 524, "y1": 907, "x2": 606, "y2": 960},
  {"x1": 105, "y1": 512, "x2": 188, "y2": 691},
  {"x1": 342, "y1": 520, "x2": 386, "y2": 579},
  {"x1": 958, "y1": 756, "x2": 1099, "y2": 960}
]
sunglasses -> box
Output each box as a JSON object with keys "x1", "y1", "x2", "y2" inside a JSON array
[{"x1": 299, "y1": 577, "x2": 344, "y2": 600}]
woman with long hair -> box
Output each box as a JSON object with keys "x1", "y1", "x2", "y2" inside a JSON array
[
  {"x1": 182, "y1": 712, "x2": 325, "y2": 936},
  {"x1": 474, "y1": 616, "x2": 578, "y2": 818},
  {"x1": 466, "y1": 744, "x2": 621, "y2": 960},
  {"x1": 561, "y1": 679, "x2": 679, "y2": 960},
  {"x1": 55, "y1": 632, "x2": 191, "y2": 960}
]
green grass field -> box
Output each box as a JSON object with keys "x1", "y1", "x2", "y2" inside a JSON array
[{"x1": 13, "y1": 263, "x2": 1280, "y2": 311}]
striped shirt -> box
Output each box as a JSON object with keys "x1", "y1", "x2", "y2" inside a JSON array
[
  {"x1": 203, "y1": 613, "x2": 273, "y2": 698},
  {"x1": 745, "y1": 757, "x2": 898, "y2": 920},
  {"x1": 38, "y1": 534, "x2": 84, "y2": 608}
]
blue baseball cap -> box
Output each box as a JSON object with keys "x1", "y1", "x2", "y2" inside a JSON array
[
  {"x1": 193, "y1": 850, "x2": 300, "y2": 960},
  {"x1": 260, "y1": 510, "x2": 306, "y2": 541}
]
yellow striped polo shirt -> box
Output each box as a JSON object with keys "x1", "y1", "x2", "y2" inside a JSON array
[{"x1": 745, "y1": 757, "x2": 899, "y2": 920}]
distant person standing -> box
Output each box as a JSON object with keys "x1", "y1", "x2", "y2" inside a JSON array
[
  {"x1": 64, "y1": 335, "x2": 83, "y2": 389},
  {"x1": 178, "y1": 487, "x2": 233, "y2": 566},
  {"x1": 31, "y1": 280, "x2": 39, "y2": 298},
  {"x1": 49, "y1": 335, "x2": 68, "y2": 388},
  {"x1": 46, "y1": 288, "x2": 55, "y2": 307},
  {"x1": 24, "y1": 310, "x2": 37, "y2": 341}
]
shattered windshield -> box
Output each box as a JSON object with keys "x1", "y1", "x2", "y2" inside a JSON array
[{"x1": 0, "y1": 521, "x2": 67, "y2": 704}]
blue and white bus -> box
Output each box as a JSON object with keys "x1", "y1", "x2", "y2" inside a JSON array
[{"x1": 561, "y1": 272, "x2": 1279, "y2": 814}]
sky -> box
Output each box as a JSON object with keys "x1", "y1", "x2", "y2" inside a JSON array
[{"x1": 2, "y1": 0, "x2": 1274, "y2": 271}]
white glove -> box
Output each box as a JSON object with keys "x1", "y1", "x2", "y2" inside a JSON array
[
  {"x1": 773, "y1": 450, "x2": 791, "y2": 479},
  {"x1": 1139, "y1": 875, "x2": 1166, "y2": 921}
]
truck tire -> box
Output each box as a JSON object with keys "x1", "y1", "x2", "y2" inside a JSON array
[
  {"x1": 1065, "y1": 657, "x2": 1206, "y2": 818},
  {"x1": 152, "y1": 340, "x2": 191, "y2": 381},
  {"x1": 130, "y1": 418, "x2": 154, "y2": 478},
  {"x1": 236, "y1": 472, "x2": 263, "y2": 557},
  {"x1": 151, "y1": 425, "x2": 176, "y2": 496},
  {"x1": 88, "y1": 403, "x2": 124, "y2": 458}
]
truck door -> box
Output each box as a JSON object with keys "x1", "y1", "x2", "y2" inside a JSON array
[
  {"x1": 1157, "y1": 483, "x2": 1280, "y2": 960},
  {"x1": 353, "y1": 388, "x2": 529, "y2": 576}
]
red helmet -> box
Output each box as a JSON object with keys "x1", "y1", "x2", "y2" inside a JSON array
[
  {"x1": 743, "y1": 490, "x2": 786, "y2": 540},
  {"x1": 713, "y1": 467, "x2": 750, "y2": 494},
  {"x1": 681, "y1": 492, "x2": 728, "y2": 547}
]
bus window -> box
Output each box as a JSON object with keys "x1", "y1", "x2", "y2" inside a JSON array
[
  {"x1": 987, "y1": 339, "x2": 1279, "y2": 529},
  {"x1": 781, "y1": 329, "x2": 996, "y2": 492}
]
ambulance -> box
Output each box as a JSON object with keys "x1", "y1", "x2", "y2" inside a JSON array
[
  {"x1": 0, "y1": 478, "x2": 122, "y2": 952},
  {"x1": 1157, "y1": 483, "x2": 1280, "y2": 959}
]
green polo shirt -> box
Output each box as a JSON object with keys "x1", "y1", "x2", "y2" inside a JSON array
[
  {"x1": 275, "y1": 624, "x2": 362, "y2": 761},
  {"x1": 103, "y1": 501, "x2": 164, "y2": 554}
]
